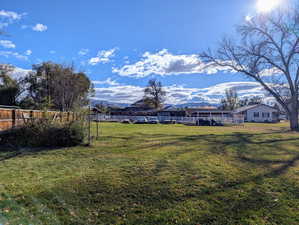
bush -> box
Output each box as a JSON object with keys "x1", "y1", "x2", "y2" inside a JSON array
[{"x1": 0, "y1": 119, "x2": 87, "y2": 148}]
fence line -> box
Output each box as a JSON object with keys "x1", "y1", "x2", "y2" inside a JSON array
[
  {"x1": 91, "y1": 114, "x2": 244, "y2": 124},
  {"x1": 0, "y1": 108, "x2": 244, "y2": 131},
  {"x1": 0, "y1": 108, "x2": 80, "y2": 132}
]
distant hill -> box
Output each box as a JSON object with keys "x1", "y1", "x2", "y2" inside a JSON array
[
  {"x1": 90, "y1": 99, "x2": 129, "y2": 108},
  {"x1": 91, "y1": 99, "x2": 218, "y2": 109},
  {"x1": 175, "y1": 102, "x2": 218, "y2": 108}
]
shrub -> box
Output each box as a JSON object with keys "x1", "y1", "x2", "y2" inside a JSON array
[{"x1": 0, "y1": 119, "x2": 87, "y2": 148}]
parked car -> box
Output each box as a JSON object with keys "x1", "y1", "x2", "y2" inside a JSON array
[
  {"x1": 147, "y1": 117, "x2": 159, "y2": 124},
  {"x1": 196, "y1": 119, "x2": 210, "y2": 126},
  {"x1": 160, "y1": 120, "x2": 176, "y2": 124},
  {"x1": 133, "y1": 117, "x2": 148, "y2": 124},
  {"x1": 196, "y1": 119, "x2": 223, "y2": 126},
  {"x1": 212, "y1": 119, "x2": 223, "y2": 126},
  {"x1": 121, "y1": 119, "x2": 132, "y2": 124}
]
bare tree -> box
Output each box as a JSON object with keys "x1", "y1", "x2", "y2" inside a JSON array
[
  {"x1": 201, "y1": 5, "x2": 299, "y2": 131},
  {"x1": 143, "y1": 79, "x2": 166, "y2": 109},
  {"x1": 239, "y1": 96, "x2": 263, "y2": 107},
  {"x1": 220, "y1": 88, "x2": 239, "y2": 110}
]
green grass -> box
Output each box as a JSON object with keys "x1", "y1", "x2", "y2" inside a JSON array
[{"x1": 0, "y1": 122, "x2": 299, "y2": 224}]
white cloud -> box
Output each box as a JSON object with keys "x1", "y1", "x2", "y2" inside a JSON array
[
  {"x1": 197, "y1": 82, "x2": 264, "y2": 101},
  {"x1": 49, "y1": 50, "x2": 56, "y2": 54},
  {"x1": 164, "y1": 82, "x2": 265, "y2": 105},
  {"x1": 0, "y1": 10, "x2": 23, "y2": 20},
  {"x1": 25, "y1": 49, "x2": 32, "y2": 56},
  {"x1": 32, "y1": 23, "x2": 48, "y2": 32},
  {"x1": 259, "y1": 68, "x2": 283, "y2": 77},
  {"x1": 93, "y1": 85, "x2": 144, "y2": 104},
  {"x1": 245, "y1": 15, "x2": 253, "y2": 22},
  {"x1": 0, "y1": 51, "x2": 28, "y2": 60},
  {"x1": 10, "y1": 67, "x2": 31, "y2": 80},
  {"x1": 88, "y1": 48, "x2": 117, "y2": 65},
  {"x1": 92, "y1": 78, "x2": 119, "y2": 86},
  {"x1": 89, "y1": 58, "x2": 100, "y2": 65},
  {"x1": 92, "y1": 80, "x2": 267, "y2": 105},
  {"x1": 78, "y1": 48, "x2": 89, "y2": 56},
  {"x1": 113, "y1": 49, "x2": 235, "y2": 78},
  {"x1": 0, "y1": 10, "x2": 25, "y2": 28},
  {"x1": 0, "y1": 40, "x2": 16, "y2": 49},
  {"x1": 113, "y1": 49, "x2": 282, "y2": 78}
]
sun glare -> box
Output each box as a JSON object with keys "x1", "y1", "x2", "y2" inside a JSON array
[
  {"x1": 245, "y1": 15, "x2": 252, "y2": 22},
  {"x1": 256, "y1": 0, "x2": 282, "y2": 13}
]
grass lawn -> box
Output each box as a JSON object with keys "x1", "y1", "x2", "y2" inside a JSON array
[{"x1": 0, "y1": 122, "x2": 299, "y2": 224}]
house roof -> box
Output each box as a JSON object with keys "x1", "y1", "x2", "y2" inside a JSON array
[
  {"x1": 119, "y1": 107, "x2": 156, "y2": 112},
  {"x1": 234, "y1": 104, "x2": 278, "y2": 113},
  {"x1": 131, "y1": 99, "x2": 144, "y2": 106},
  {"x1": 160, "y1": 106, "x2": 183, "y2": 112},
  {"x1": 186, "y1": 108, "x2": 231, "y2": 113}
]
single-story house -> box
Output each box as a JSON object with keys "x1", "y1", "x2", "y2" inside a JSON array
[
  {"x1": 185, "y1": 107, "x2": 233, "y2": 118},
  {"x1": 110, "y1": 107, "x2": 157, "y2": 116},
  {"x1": 234, "y1": 104, "x2": 279, "y2": 123},
  {"x1": 157, "y1": 106, "x2": 186, "y2": 118},
  {"x1": 100, "y1": 103, "x2": 280, "y2": 123}
]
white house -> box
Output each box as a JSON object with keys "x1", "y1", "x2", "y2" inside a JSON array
[{"x1": 234, "y1": 104, "x2": 279, "y2": 123}]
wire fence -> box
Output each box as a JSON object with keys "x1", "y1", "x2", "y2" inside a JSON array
[{"x1": 90, "y1": 114, "x2": 245, "y2": 125}]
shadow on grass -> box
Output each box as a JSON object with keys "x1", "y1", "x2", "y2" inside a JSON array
[
  {"x1": 0, "y1": 145, "x2": 67, "y2": 162},
  {"x1": 110, "y1": 131, "x2": 299, "y2": 160},
  {"x1": 18, "y1": 150, "x2": 299, "y2": 225},
  {"x1": 2, "y1": 129, "x2": 299, "y2": 224}
]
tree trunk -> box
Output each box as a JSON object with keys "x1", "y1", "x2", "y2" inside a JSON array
[{"x1": 289, "y1": 107, "x2": 299, "y2": 131}]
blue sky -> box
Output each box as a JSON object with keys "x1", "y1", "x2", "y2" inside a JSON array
[{"x1": 0, "y1": 0, "x2": 275, "y2": 105}]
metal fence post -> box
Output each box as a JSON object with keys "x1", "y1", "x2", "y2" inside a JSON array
[
  {"x1": 88, "y1": 105, "x2": 91, "y2": 145},
  {"x1": 96, "y1": 113, "x2": 99, "y2": 140}
]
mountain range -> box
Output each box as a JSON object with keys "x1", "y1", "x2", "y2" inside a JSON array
[{"x1": 91, "y1": 99, "x2": 218, "y2": 109}]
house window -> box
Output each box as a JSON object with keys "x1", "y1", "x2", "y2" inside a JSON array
[
  {"x1": 262, "y1": 112, "x2": 270, "y2": 118},
  {"x1": 254, "y1": 112, "x2": 259, "y2": 118}
]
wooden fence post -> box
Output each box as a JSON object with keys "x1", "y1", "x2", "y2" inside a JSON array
[
  {"x1": 30, "y1": 110, "x2": 33, "y2": 120},
  {"x1": 12, "y1": 109, "x2": 16, "y2": 128}
]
